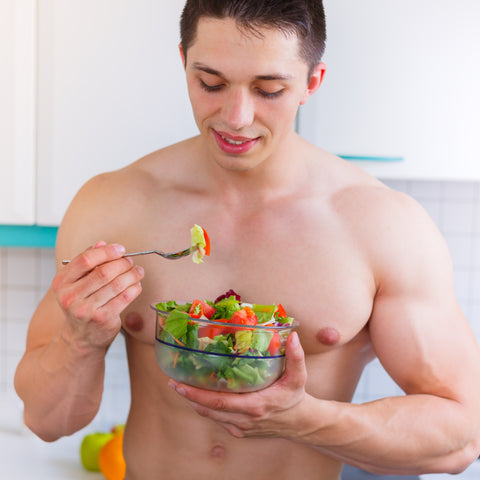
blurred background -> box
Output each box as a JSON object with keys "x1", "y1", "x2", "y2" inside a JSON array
[{"x1": 1, "y1": 1, "x2": 479, "y2": 478}]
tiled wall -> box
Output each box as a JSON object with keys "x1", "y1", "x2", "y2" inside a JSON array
[{"x1": 1, "y1": 180, "x2": 480, "y2": 432}]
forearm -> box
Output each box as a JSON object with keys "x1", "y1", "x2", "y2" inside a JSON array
[
  {"x1": 294, "y1": 394, "x2": 479, "y2": 475},
  {"x1": 14, "y1": 329, "x2": 107, "y2": 442}
]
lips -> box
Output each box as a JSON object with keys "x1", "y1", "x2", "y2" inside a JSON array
[{"x1": 212, "y1": 130, "x2": 259, "y2": 154}]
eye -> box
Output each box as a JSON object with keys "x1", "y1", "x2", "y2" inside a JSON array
[
  {"x1": 257, "y1": 88, "x2": 284, "y2": 99},
  {"x1": 199, "y1": 80, "x2": 224, "y2": 92}
]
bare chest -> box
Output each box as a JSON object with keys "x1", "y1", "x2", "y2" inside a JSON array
[{"x1": 121, "y1": 212, "x2": 376, "y2": 357}]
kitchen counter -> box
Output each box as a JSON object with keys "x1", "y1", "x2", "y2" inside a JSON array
[
  {"x1": 0, "y1": 427, "x2": 102, "y2": 479},
  {"x1": 0, "y1": 392, "x2": 100, "y2": 479}
]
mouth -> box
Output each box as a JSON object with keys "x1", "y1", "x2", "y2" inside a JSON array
[{"x1": 212, "y1": 130, "x2": 260, "y2": 154}]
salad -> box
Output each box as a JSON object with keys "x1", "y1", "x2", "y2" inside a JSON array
[
  {"x1": 190, "y1": 224, "x2": 210, "y2": 264},
  {"x1": 154, "y1": 290, "x2": 296, "y2": 392}
]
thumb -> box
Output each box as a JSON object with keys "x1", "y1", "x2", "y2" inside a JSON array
[{"x1": 281, "y1": 331, "x2": 307, "y2": 388}]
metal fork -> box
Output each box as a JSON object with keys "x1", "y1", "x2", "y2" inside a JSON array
[{"x1": 61, "y1": 246, "x2": 198, "y2": 264}]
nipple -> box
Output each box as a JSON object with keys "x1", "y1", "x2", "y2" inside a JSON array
[
  {"x1": 316, "y1": 327, "x2": 340, "y2": 346},
  {"x1": 124, "y1": 312, "x2": 144, "y2": 332}
]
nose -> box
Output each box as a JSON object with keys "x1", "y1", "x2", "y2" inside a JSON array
[{"x1": 221, "y1": 87, "x2": 254, "y2": 131}]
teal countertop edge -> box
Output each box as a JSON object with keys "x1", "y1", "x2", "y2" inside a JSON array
[
  {"x1": 340, "y1": 155, "x2": 404, "y2": 162},
  {"x1": 0, "y1": 225, "x2": 58, "y2": 248}
]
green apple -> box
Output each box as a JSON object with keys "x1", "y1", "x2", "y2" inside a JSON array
[{"x1": 80, "y1": 432, "x2": 115, "y2": 471}]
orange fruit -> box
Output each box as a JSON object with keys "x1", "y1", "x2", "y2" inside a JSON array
[
  {"x1": 98, "y1": 430, "x2": 126, "y2": 480},
  {"x1": 80, "y1": 432, "x2": 114, "y2": 471}
]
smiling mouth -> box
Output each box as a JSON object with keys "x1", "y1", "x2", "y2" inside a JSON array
[
  {"x1": 212, "y1": 130, "x2": 260, "y2": 155},
  {"x1": 220, "y1": 135, "x2": 249, "y2": 145},
  {"x1": 217, "y1": 131, "x2": 258, "y2": 145}
]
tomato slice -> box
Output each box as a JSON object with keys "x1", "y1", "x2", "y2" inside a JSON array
[
  {"x1": 202, "y1": 228, "x2": 211, "y2": 256},
  {"x1": 230, "y1": 307, "x2": 258, "y2": 326},
  {"x1": 197, "y1": 307, "x2": 258, "y2": 339},
  {"x1": 198, "y1": 319, "x2": 231, "y2": 339},
  {"x1": 198, "y1": 325, "x2": 224, "y2": 338},
  {"x1": 276, "y1": 303, "x2": 287, "y2": 319},
  {"x1": 267, "y1": 331, "x2": 281, "y2": 355},
  {"x1": 189, "y1": 299, "x2": 215, "y2": 319}
]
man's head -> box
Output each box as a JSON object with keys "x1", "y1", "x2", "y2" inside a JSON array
[{"x1": 180, "y1": 0, "x2": 326, "y2": 76}]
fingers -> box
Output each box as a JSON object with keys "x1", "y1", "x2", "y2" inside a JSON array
[
  {"x1": 59, "y1": 259, "x2": 144, "y2": 321},
  {"x1": 167, "y1": 333, "x2": 309, "y2": 438},
  {"x1": 51, "y1": 242, "x2": 145, "y2": 348},
  {"x1": 280, "y1": 332, "x2": 308, "y2": 389},
  {"x1": 90, "y1": 259, "x2": 144, "y2": 316},
  {"x1": 168, "y1": 380, "x2": 257, "y2": 414},
  {"x1": 54, "y1": 242, "x2": 143, "y2": 306},
  {"x1": 57, "y1": 243, "x2": 128, "y2": 283},
  {"x1": 76, "y1": 257, "x2": 141, "y2": 303},
  {"x1": 167, "y1": 381, "x2": 261, "y2": 436}
]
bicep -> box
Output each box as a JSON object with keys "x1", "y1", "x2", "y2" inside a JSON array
[
  {"x1": 368, "y1": 204, "x2": 480, "y2": 403},
  {"x1": 369, "y1": 291, "x2": 478, "y2": 401}
]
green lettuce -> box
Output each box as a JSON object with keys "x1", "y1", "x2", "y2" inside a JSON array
[
  {"x1": 252, "y1": 330, "x2": 273, "y2": 353},
  {"x1": 252, "y1": 304, "x2": 276, "y2": 324},
  {"x1": 212, "y1": 296, "x2": 241, "y2": 319},
  {"x1": 164, "y1": 310, "x2": 189, "y2": 339},
  {"x1": 156, "y1": 300, "x2": 179, "y2": 312},
  {"x1": 235, "y1": 330, "x2": 253, "y2": 351}
]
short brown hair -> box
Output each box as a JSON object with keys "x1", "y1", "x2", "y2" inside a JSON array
[{"x1": 180, "y1": 0, "x2": 327, "y2": 75}]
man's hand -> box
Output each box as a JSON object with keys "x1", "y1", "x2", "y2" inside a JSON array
[
  {"x1": 52, "y1": 241, "x2": 144, "y2": 350},
  {"x1": 168, "y1": 332, "x2": 309, "y2": 439}
]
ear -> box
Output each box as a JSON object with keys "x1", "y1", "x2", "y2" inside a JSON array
[
  {"x1": 179, "y1": 43, "x2": 186, "y2": 69},
  {"x1": 300, "y1": 62, "x2": 326, "y2": 105}
]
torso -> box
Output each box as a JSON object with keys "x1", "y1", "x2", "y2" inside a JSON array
[{"x1": 78, "y1": 135, "x2": 384, "y2": 479}]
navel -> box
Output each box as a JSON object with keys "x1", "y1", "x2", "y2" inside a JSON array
[
  {"x1": 316, "y1": 327, "x2": 341, "y2": 346},
  {"x1": 210, "y1": 444, "x2": 226, "y2": 459},
  {"x1": 124, "y1": 312, "x2": 144, "y2": 332}
]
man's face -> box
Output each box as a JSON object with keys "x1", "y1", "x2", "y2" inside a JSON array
[{"x1": 182, "y1": 17, "x2": 321, "y2": 172}]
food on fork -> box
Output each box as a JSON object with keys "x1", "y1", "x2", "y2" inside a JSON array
[{"x1": 191, "y1": 224, "x2": 211, "y2": 264}]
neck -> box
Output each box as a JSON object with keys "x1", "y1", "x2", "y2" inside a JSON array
[{"x1": 196, "y1": 131, "x2": 311, "y2": 209}]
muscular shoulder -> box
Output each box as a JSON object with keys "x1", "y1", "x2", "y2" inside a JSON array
[
  {"x1": 331, "y1": 181, "x2": 452, "y2": 293},
  {"x1": 55, "y1": 138, "x2": 198, "y2": 259},
  {"x1": 83, "y1": 138, "x2": 198, "y2": 199}
]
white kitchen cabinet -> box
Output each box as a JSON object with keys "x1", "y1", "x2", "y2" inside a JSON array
[
  {"x1": 299, "y1": 0, "x2": 480, "y2": 180},
  {"x1": 36, "y1": 0, "x2": 198, "y2": 225},
  {"x1": 0, "y1": 0, "x2": 36, "y2": 224}
]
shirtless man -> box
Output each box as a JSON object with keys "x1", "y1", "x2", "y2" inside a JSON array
[{"x1": 14, "y1": 1, "x2": 480, "y2": 479}]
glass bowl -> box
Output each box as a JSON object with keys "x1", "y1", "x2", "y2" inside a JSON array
[{"x1": 152, "y1": 304, "x2": 297, "y2": 393}]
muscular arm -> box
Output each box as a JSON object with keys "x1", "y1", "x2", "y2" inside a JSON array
[
  {"x1": 14, "y1": 174, "x2": 144, "y2": 441},
  {"x1": 169, "y1": 188, "x2": 480, "y2": 474},
  {"x1": 14, "y1": 289, "x2": 110, "y2": 441},
  {"x1": 295, "y1": 192, "x2": 480, "y2": 473},
  {"x1": 299, "y1": 304, "x2": 480, "y2": 474}
]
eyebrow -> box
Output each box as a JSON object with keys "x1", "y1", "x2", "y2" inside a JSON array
[{"x1": 191, "y1": 62, "x2": 294, "y2": 81}]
